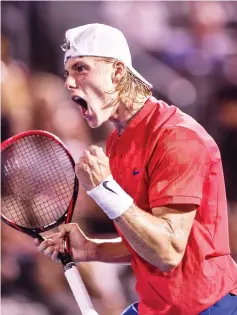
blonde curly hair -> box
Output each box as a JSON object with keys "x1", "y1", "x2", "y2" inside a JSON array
[{"x1": 95, "y1": 57, "x2": 152, "y2": 109}]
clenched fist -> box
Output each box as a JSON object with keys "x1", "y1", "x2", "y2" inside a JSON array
[{"x1": 76, "y1": 145, "x2": 111, "y2": 191}]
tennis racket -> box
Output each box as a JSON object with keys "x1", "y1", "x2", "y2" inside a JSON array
[{"x1": 1, "y1": 130, "x2": 99, "y2": 315}]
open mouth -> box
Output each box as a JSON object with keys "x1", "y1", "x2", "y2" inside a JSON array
[{"x1": 72, "y1": 96, "x2": 88, "y2": 116}]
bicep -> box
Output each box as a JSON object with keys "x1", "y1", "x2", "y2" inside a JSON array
[{"x1": 152, "y1": 204, "x2": 197, "y2": 255}]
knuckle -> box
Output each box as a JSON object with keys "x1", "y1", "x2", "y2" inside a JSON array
[
  {"x1": 89, "y1": 145, "x2": 96, "y2": 150},
  {"x1": 89, "y1": 145, "x2": 99, "y2": 153}
]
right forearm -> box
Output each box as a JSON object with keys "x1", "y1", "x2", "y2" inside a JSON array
[{"x1": 88, "y1": 237, "x2": 132, "y2": 264}]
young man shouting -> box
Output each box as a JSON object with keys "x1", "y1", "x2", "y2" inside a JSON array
[{"x1": 35, "y1": 24, "x2": 237, "y2": 315}]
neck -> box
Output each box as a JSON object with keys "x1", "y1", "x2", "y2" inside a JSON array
[{"x1": 109, "y1": 96, "x2": 149, "y2": 133}]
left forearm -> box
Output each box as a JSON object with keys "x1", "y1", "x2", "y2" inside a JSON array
[{"x1": 114, "y1": 203, "x2": 179, "y2": 271}]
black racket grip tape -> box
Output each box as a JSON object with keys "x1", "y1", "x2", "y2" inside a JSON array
[{"x1": 36, "y1": 234, "x2": 72, "y2": 266}]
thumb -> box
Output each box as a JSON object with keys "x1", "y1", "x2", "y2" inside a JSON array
[{"x1": 58, "y1": 223, "x2": 78, "y2": 237}]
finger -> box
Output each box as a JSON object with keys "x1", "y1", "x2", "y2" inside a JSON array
[
  {"x1": 34, "y1": 238, "x2": 40, "y2": 246},
  {"x1": 88, "y1": 145, "x2": 99, "y2": 156},
  {"x1": 83, "y1": 150, "x2": 96, "y2": 162},
  {"x1": 37, "y1": 239, "x2": 54, "y2": 253},
  {"x1": 52, "y1": 249, "x2": 60, "y2": 262},
  {"x1": 84, "y1": 150, "x2": 98, "y2": 168},
  {"x1": 44, "y1": 245, "x2": 56, "y2": 257},
  {"x1": 78, "y1": 156, "x2": 86, "y2": 164},
  {"x1": 76, "y1": 161, "x2": 89, "y2": 173},
  {"x1": 88, "y1": 145, "x2": 104, "y2": 157},
  {"x1": 45, "y1": 232, "x2": 63, "y2": 243},
  {"x1": 76, "y1": 156, "x2": 88, "y2": 168},
  {"x1": 78, "y1": 153, "x2": 91, "y2": 166},
  {"x1": 34, "y1": 237, "x2": 54, "y2": 247},
  {"x1": 58, "y1": 223, "x2": 79, "y2": 235},
  {"x1": 75, "y1": 156, "x2": 88, "y2": 170},
  {"x1": 83, "y1": 149, "x2": 91, "y2": 160},
  {"x1": 58, "y1": 226, "x2": 67, "y2": 238},
  {"x1": 77, "y1": 157, "x2": 88, "y2": 172}
]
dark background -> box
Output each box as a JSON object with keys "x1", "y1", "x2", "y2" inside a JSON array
[{"x1": 1, "y1": 2, "x2": 237, "y2": 314}]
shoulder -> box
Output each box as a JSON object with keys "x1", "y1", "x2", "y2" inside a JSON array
[
  {"x1": 161, "y1": 126, "x2": 220, "y2": 164},
  {"x1": 148, "y1": 104, "x2": 220, "y2": 163}
]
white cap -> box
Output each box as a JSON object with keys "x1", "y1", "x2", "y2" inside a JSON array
[{"x1": 62, "y1": 23, "x2": 152, "y2": 88}]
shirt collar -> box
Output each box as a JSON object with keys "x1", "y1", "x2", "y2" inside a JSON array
[{"x1": 115, "y1": 96, "x2": 158, "y2": 136}]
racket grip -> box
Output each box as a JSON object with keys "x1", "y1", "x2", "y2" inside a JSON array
[
  {"x1": 36, "y1": 235, "x2": 97, "y2": 313},
  {"x1": 64, "y1": 264, "x2": 99, "y2": 315}
]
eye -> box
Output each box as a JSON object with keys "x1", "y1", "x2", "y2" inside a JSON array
[
  {"x1": 71, "y1": 64, "x2": 87, "y2": 74},
  {"x1": 75, "y1": 65, "x2": 86, "y2": 73},
  {"x1": 64, "y1": 70, "x2": 69, "y2": 78}
]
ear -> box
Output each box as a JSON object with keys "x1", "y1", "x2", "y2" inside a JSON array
[{"x1": 112, "y1": 61, "x2": 126, "y2": 83}]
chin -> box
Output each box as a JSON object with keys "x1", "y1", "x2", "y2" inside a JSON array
[
  {"x1": 88, "y1": 122, "x2": 99, "y2": 129},
  {"x1": 87, "y1": 114, "x2": 109, "y2": 128},
  {"x1": 87, "y1": 118, "x2": 103, "y2": 129}
]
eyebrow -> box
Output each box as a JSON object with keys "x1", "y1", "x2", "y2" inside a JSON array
[{"x1": 65, "y1": 60, "x2": 88, "y2": 72}]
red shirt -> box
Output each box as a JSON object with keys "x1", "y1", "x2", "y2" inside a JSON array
[{"x1": 106, "y1": 96, "x2": 237, "y2": 315}]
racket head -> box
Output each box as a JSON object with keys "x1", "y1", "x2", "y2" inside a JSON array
[{"x1": 1, "y1": 130, "x2": 79, "y2": 237}]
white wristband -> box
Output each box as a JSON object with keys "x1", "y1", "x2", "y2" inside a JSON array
[{"x1": 87, "y1": 174, "x2": 134, "y2": 219}]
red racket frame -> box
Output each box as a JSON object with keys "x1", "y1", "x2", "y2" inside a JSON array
[{"x1": 1, "y1": 130, "x2": 79, "y2": 250}]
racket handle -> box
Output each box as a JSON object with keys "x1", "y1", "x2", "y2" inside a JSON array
[
  {"x1": 64, "y1": 263, "x2": 99, "y2": 315},
  {"x1": 36, "y1": 235, "x2": 97, "y2": 313}
]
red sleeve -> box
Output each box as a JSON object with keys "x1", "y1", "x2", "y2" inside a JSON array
[{"x1": 148, "y1": 127, "x2": 211, "y2": 208}]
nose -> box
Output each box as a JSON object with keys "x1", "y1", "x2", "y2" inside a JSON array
[{"x1": 64, "y1": 75, "x2": 77, "y2": 90}]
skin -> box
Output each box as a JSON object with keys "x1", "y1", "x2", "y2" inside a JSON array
[{"x1": 35, "y1": 56, "x2": 197, "y2": 272}]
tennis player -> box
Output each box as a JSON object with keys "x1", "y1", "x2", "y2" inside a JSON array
[{"x1": 35, "y1": 24, "x2": 237, "y2": 314}]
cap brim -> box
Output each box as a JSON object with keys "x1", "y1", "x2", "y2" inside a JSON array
[{"x1": 127, "y1": 65, "x2": 153, "y2": 88}]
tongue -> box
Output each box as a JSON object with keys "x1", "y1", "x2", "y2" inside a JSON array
[
  {"x1": 81, "y1": 106, "x2": 88, "y2": 117},
  {"x1": 82, "y1": 107, "x2": 87, "y2": 114}
]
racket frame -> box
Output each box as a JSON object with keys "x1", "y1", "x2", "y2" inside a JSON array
[
  {"x1": 1, "y1": 130, "x2": 99, "y2": 315},
  {"x1": 1, "y1": 129, "x2": 79, "y2": 260}
]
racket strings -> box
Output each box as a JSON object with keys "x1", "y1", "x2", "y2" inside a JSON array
[{"x1": 1, "y1": 135, "x2": 75, "y2": 228}]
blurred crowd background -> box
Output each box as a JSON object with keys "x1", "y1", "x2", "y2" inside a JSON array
[{"x1": 1, "y1": 1, "x2": 237, "y2": 315}]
